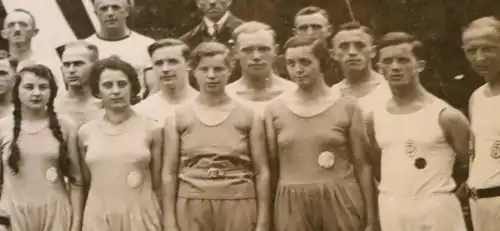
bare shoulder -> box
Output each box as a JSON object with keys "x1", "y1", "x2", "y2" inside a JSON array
[
  {"x1": 57, "y1": 114, "x2": 78, "y2": 133},
  {"x1": 275, "y1": 75, "x2": 296, "y2": 90},
  {"x1": 78, "y1": 119, "x2": 99, "y2": 138},
  {"x1": 226, "y1": 79, "x2": 244, "y2": 93},
  {"x1": 438, "y1": 105, "x2": 469, "y2": 128}
]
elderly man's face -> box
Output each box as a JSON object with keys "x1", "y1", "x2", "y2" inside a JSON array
[
  {"x1": 2, "y1": 11, "x2": 37, "y2": 44},
  {"x1": 196, "y1": 0, "x2": 232, "y2": 21}
]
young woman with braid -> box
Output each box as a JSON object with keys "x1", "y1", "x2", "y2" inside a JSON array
[
  {"x1": 78, "y1": 56, "x2": 162, "y2": 231},
  {"x1": 0, "y1": 64, "x2": 84, "y2": 231}
]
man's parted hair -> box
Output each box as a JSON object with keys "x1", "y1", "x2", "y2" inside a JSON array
[
  {"x1": 189, "y1": 42, "x2": 232, "y2": 70},
  {"x1": 91, "y1": 0, "x2": 134, "y2": 8},
  {"x1": 294, "y1": 6, "x2": 330, "y2": 24},
  {"x1": 63, "y1": 40, "x2": 99, "y2": 62},
  {"x1": 232, "y1": 21, "x2": 276, "y2": 44},
  {"x1": 335, "y1": 21, "x2": 374, "y2": 39},
  {"x1": 377, "y1": 32, "x2": 425, "y2": 60},
  {"x1": 147, "y1": 38, "x2": 190, "y2": 60},
  {"x1": 462, "y1": 16, "x2": 500, "y2": 38}
]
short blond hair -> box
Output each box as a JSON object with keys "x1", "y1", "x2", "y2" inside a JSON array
[{"x1": 232, "y1": 21, "x2": 276, "y2": 44}]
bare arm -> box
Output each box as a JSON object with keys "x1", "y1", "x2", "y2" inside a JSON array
[
  {"x1": 69, "y1": 124, "x2": 86, "y2": 231},
  {"x1": 348, "y1": 102, "x2": 378, "y2": 230},
  {"x1": 249, "y1": 114, "x2": 271, "y2": 230},
  {"x1": 263, "y1": 108, "x2": 279, "y2": 202},
  {"x1": 439, "y1": 107, "x2": 471, "y2": 190},
  {"x1": 365, "y1": 111, "x2": 382, "y2": 182},
  {"x1": 162, "y1": 115, "x2": 181, "y2": 230},
  {"x1": 149, "y1": 123, "x2": 164, "y2": 204}
]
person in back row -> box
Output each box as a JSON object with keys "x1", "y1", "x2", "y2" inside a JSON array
[
  {"x1": 0, "y1": 50, "x2": 16, "y2": 118},
  {"x1": 54, "y1": 40, "x2": 103, "y2": 127},
  {"x1": 366, "y1": 32, "x2": 469, "y2": 231},
  {"x1": 226, "y1": 21, "x2": 295, "y2": 116},
  {"x1": 462, "y1": 16, "x2": 500, "y2": 231},
  {"x1": 133, "y1": 39, "x2": 198, "y2": 124},
  {"x1": 330, "y1": 21, "x2": 391, "y2": 120},
  {"x1": 86, "y1": 0, "x2": 155, "y2": 102}
]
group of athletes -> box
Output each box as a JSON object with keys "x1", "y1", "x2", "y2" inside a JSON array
[{"x1": 0, "y1": 0, "x2": 498, "y2": 231}]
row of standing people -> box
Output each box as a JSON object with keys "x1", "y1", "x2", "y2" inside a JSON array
[{"x1": 0, "y1": 3, "x2": 499, "y2": 231}]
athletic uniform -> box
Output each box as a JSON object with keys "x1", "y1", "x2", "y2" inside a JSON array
[
  {"x1": 468, "y1": 84, "x2": 500, "y2": 231},
  {"x1": 373, "y1": 99, "x2": 466, "y2": 231}
]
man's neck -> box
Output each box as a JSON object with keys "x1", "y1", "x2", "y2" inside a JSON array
[
  {"x1": 343, "y1": 67, "x2": 373, "y2": 86},
  {"x1": 161, "y1": 83, "x2": 195, "y2": 104},
  {"x1": 98, "y1": 27, "x2": 130, "y2": 40},
  {"x1": 9, "y1": 42, "x2": 32, "y2": 62},
  {"x1": 486, "y1": 73, "x2": 500, "y2": 95},
  {"x1": 67, "y1": 85, "x2": 92, "y2": 101},
  {"x1": 206, "y1": 11, "x2": 229, "y2": 24},
  {"x1": 391, "y1": 83, "x2": 427, "y2": 106},
  {"x1": 241, "y1": 72, "x2": 274, "y2": 90}
]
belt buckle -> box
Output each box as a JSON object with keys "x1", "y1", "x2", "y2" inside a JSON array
[
  {"x1": 208, "y1": 168, "x2": 225, "y2": 179},
  {"x1": 469, "y1": 187, "x2": 479, "y2": 200}
]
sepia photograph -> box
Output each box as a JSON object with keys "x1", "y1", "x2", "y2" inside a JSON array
[{"x1": 0, "y1": 0, "x2": 499, "y2": 230}]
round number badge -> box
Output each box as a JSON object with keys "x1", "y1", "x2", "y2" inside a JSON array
[
  {"x1": 318, "y1": 151, "x2": 335, "y2": 169},
  {"x1": 127, "y1": 172, "x2": 142, "y2": 188},
  {"x1": 45, "y1": 167, "x2": 59, "y2": 183},
  {"x1": 490, "y1": 141, "x2": 500, "y2": 159}
]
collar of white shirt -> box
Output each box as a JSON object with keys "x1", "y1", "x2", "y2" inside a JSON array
[{"x1": 203, "y1": 12, "x2": 230, "y2": 36}]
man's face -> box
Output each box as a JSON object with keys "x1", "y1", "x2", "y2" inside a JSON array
[
  {"x1": 462, "y1": 26, "x2": 500, "y2": 82},
  {"x1": 236, "y1": 30, "x2": 276, "y2": 77},
  {"x1": 94, "y1": 0, "x2": 129, "y2": 30},
  {"x1": 196, "y1": 0, "x2": 232, "y2": 21},
  {"x1": 151, "y1": 45, "x2": 189, "y2": 89},
  {"x1": 61, "y1": 46, "x2": 94, "y2": 87},
  {"x1": 0, "y1": 59, "x2": 14, "y2": 96},
  {"x1": 332, "y1": 29, "x2": 374, "y2": 72},
  {"x1": 378, "y1": 43, "x2": 425, "y2": 88},
  {"x1": 294, "y1": 12, "x2": 331, "y2": 40},
  {"x1": 2, "y1": 11, "x2": 37, "y2": 44}
]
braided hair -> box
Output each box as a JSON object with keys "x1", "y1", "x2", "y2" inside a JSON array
[{"x1": 6, "y1": 65, "x2": 71, "y2": 181}]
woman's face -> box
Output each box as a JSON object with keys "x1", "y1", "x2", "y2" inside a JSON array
[
  {"x1": 194, "y1": 54, "x2": 230, "y2": 94},
  {"x1": 18, "y1": 72, "x2": 51, "y2": 111},
  {"x1": 285, "y1": 45, "x2": 323, "y2": 89},
  {"x1": 98, "y1": 68, "x2": 131, "y2": 110}
]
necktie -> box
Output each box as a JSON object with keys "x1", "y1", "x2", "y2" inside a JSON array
[{"x1": 212, "y1": 24, "x2": 220, "y2": 38}]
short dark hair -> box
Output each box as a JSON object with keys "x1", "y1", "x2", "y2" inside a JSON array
[
  {"x1": 62, "y1": 40, "x2": 99, "y2": 62},
  {"x1": 0, "y1": 50, "x2": 18, "y2": 70},
  {"x1": 377, "y1": 32, "x2": 425, "y2": 60},
  {"x1": 335, "y1": 21, "x2": 374, "y2": 38},
  {"x1": 147, "y1": 38, "x2": 190, "y2": 60},
  {"x1": 284, "y1": 36, "x2": 331, "y2": 73},
  {"x1": 7, "y1": 9, "x2": 37, "y2": 29},
  {"x1": 294, "y1": 6, "x2": 330, "y2": 23},
  {"x1": 232, "y1": 21, "x2": 276, "y2": 44},
  {"x1": 91, "y1": 0, "x2": 133, "y2": 7},
  {"x1": 88, "y1": 56, "x2": 141, "y2": 100},
  {"x1": 189, "y1": 42, "x2": 232, "y2": 70}
]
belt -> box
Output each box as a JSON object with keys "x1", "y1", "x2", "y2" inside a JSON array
[
  {"x1": 467, "y1": 185, "x2": 500, "y2": 200},
  {"x1": 181, "y1": 167, "x2": 254, "y2": 179},
  {"x1": 0, "y1": 215, "x2": 10, "y2": 227}
]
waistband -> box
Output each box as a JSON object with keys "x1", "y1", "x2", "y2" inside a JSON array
[
  {"x1": 467, "y1": 185, "x2": 500, "y2": 200},
  {"x1": 180, "y1": 167, "x2": 254, "y2": 179}
]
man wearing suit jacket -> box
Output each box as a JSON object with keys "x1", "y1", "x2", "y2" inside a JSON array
[
  {"x1": 181, "y1": 0, "x2": 244, "y2": 49},
  {"x1": 181, "y1": 0, "x2": 244, "y2": 89}
]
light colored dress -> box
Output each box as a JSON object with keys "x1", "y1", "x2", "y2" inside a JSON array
[
  {"x1": 267, "y1": 95, "x2": 366, "y2": 231},
  {"x1": 0, "y1": 116, "x2": 75, "y2": 231},
  {"x1": 174, "y1": 100, "x2": 257, "y2": 231},
  {"x1": 79, "y1": 114, "x2": 162, "y2": 231}
]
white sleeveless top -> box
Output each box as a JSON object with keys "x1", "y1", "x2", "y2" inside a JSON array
[
  {"x1": 331, "y1": 74, "x2": 392, "y2": 119},
  {"x1": 374, "y1": 99, "x2": 456, "y2": 197},
  {"x1": 468, "y1": 85, "x2": 500, "y2": 189}
]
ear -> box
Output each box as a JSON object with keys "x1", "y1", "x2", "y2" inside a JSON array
[
  {"x1": 417, "y1": 60, "x2": 426, "y2": 73},
  {"x1": 369, "y1": 45, "x2": 377, "y2": 60},
  {"x1": 292, "y1": 28, "x2": 298, "y2": 36},
  {"x1": 33, "y1": 28, "x2": 39, "y2": 37},
  {"x1": 325, "y1": 24, "x2": 333, "y2": 38},
  {"x1": 1, "y1": 29, "x2": 7, "y2": 40},
  {"x1": 331, "y1": 48, "x2": 340, "y2": 61},
  {"x1": 226, "y1": 0, "x2": 233, "y2": 7}
]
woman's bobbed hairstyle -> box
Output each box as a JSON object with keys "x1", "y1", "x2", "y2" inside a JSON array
[{"x1": 88, "y1": 55, "x2": 141, "y2": 100}]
